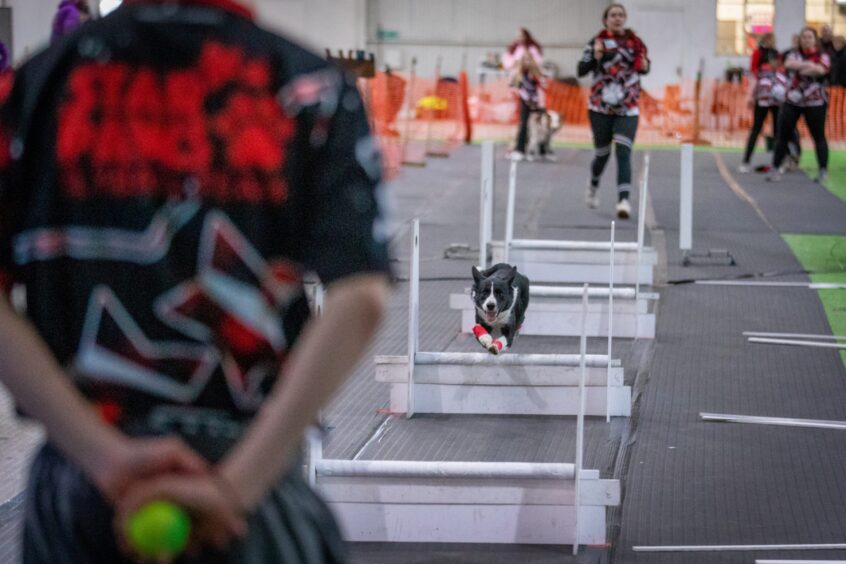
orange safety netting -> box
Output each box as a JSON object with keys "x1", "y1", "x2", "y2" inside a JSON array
[{"x1": 360, "y1": 71, "x2": 846, "y2": 176}]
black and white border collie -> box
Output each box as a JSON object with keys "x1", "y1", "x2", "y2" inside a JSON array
[{"x1": 471, "y1": 263, "x2": 530, "y2": 355}]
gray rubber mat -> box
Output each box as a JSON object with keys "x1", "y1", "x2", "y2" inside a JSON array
[{"x1": 613, "y1": 147, "x2": 846, "y2": 564}]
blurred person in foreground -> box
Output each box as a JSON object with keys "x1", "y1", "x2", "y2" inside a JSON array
[{"x1": 0, "y1": 0, "x2": 391, "y2": 562}]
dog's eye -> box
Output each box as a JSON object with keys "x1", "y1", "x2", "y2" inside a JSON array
[{"x1": 494, "y1": 289, "x2": 503, "y2": 297}]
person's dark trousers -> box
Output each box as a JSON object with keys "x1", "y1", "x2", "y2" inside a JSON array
[
  {"x1": 743, "y1": 105, "x2": 779, "y2": 163},
  {"x1": 515, "y1": 99, "x2": 531, "y2": 153},
  {"x1": 589, "y1": 110, "x2": 639, "y2": 201},
  {"x1": 773, "y1": 103, "x2": 828, "y2": 170}
]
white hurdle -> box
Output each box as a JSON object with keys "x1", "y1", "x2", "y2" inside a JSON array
[
  {"x1": 453, "y1": 219, "x2": 658, "y2": 339},
  {"x1": 306, "y1": 435, "x2": 619, "y2": 546},
  {"x1": 491, "y1": 160, "x2": 656, "y2": 285},
  {"x1": 311, "y1": 265, "x2": 619, "y2": 548},
  {"x1": 378, "y1": 219, "x2": 631, "y2": 417}
]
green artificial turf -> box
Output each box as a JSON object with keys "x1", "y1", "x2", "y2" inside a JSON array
[
  {"x1": 783, "y1": 233, "x2": 846, "y2": 368},
  {"x1": 800, "y1": 148, "x2": 846, "y2": 204}
]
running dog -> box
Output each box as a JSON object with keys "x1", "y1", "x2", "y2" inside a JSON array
[
  {"x1": 471, "y1": 264, "x2": 530, "y2": 355},
  {"x1": 526, "y1": 110, "x2": 561, "y2": 161}
]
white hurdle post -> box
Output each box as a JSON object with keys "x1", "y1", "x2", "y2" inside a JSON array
[
  {"x1": 503, "y1": 160, "x2": 518, "y2": 264},
  {"x1": 479, "y1": 140, "x2": 495, "y2": 269},
  {"x1": 573, "y1": 283, "x2": 589, "y2": 555},
  {"x1": 407, "y1": 219, "x2": 420, "y2": 418},
  {"x1": 679, "y1": 143, "x2": 693, "y2": 253},
  {"x1": 635, "y1": 153, "x2": 650, "y2": 299},
  {"x1": 606, "y1": 222, "x2": 615, "y2": 423}
]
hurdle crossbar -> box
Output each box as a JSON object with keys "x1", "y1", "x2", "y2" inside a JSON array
[
  {"x1": 510, "y1": 239, "x2": 639, "y2": 252},
  {"x1": 414, "y1": 351, "x2": 615, "y2": 367},
  {"x1": 315, "y1": 459, "x2": 578, "y2": 479}
]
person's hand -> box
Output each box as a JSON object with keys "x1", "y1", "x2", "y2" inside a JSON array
[
  {"x1": 91, "y1": 436, "x2": 209, "y2": 504},
  {"x1": 116, "y1": 473, "x2": 248, "y2": 559},
  {"x1": 747, "y1": 97, "x2": 756, "y2": 110},
  {"x1": 593, "y1": 38, "x2": 604, "y2": 60}
]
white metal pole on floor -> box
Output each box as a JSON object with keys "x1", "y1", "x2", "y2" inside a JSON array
[
  {"x1": 504, "y1": 160, "x2": 518, "y2": 264},
  {"x1": 680, "y1": 143, "x2": 694, "y2": 251},
  {"x1": 743, "y1": 331, "x2": 846, "y2": 341},
  {"x1": 606, "y1": 221, "x2": 615, "y2": 423},
  {"x1": 748, "y1": 337, "x2": 846, "y2": 350},
  {"x1": 636, "y1": 154, "x2": 650, "y2": 299},
  {"x1": 573, "y1": 284, "x2": 589, "y2": 555},
  {"x1": 407, "y1": 219, "x2": 420, "y2": 418},
  {"x1": 479, "y1": 141, "x2": 495, "y2": 269},
  {"x1": 635, "y1": 544, "x2": 846, "y2": 553}
]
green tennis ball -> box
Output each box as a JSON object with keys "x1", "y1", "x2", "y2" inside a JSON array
[{"x1": 127, "y1": 501, "x2": 191, "y2": 559}]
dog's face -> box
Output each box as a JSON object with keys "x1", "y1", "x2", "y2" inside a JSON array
[{"x1": 472, "y1": 266, "x2": 517, "y2": 325}]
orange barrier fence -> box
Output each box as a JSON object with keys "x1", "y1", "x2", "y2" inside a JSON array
[{"x1": 361, "y1": 72, "x2": 846, "y2": 175}]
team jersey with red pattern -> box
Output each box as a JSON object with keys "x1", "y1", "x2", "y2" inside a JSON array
[
  {"x1": 0, "y1": 0, "x2": 390, "y2": 424},
  {"x1": 753, "y1": 65, "x2": 789, "y2": 107},
  {"x1": 578, "y1": 29, "x2": 649, "y2": 116},
  {"x1": 784, "y1": 48, "x2": 831, "y2": 107}
]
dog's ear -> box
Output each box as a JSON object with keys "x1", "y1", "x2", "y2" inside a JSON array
[
  {"x1": 505, "y1": 265, "x2": 518, "y2": 283},
  {"x1": 472, "y1": 266, "x2": 483, "y2": 284}
]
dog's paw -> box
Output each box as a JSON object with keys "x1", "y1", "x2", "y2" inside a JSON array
[
  {"x1": 477, "y1": 334, "x2": 493, "y2": 349},
  {"x1": 487, "y1": 344, "x2": 500, "y2": 355}
]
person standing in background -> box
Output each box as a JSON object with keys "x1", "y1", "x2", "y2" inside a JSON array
[
  {"x1": 578, "y1": 3, "x2": 649, "y2": 219},
  {"x1": 820, "y1": 24, "x2": 835, "y2": 58},
  {"x1": 509, "y1": 53, "x2": 545, "y2": 161},
  {"x1": 51, "y1": 0, "x2": 91, "y2": 43},
  {"x1": 830, "y1": 35, "x2": 846, "y2": 86},
  {"x1": 739, "y1": 33, "x2": 785, "y2": 172},
  {"x1": 503, "y1": 28, "x2": 544, "y2": 161},
  {"x1": 502, "y1": 28, "x2": 543, "y2": 73},
  {"x1": 0, "y1": 41, "x2": 9, "y2": 73},
  {"x1": 770, "y1": 26, "x2": 831, "y2": 183}
]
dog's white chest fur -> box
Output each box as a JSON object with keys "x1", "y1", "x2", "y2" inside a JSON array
[{"x1": 475, "y1": 284, "x2": 519, "y2": 337}]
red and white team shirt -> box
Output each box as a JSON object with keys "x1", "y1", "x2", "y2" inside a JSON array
[
  {"x1": 784, "y1": 48, "x2": 831, "y2": 107},
  {"x1": 578, "y1": 29, "x2": 649, "y2": 117}
]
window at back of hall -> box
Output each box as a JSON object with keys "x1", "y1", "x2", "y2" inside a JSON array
[
  {"x1": 806, "y1": 0, "x2": 846, "y2": 36},
  {"x1": 716, "y1": 0, "x2": 774, "y2": 56}
]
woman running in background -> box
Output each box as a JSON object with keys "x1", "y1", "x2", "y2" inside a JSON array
[
  {"x1": 770, "y1": 26, "x2": 830, "y2": 183},
  {"x1": 578, "y1": 3, "x2": 649, "y2": 219}
]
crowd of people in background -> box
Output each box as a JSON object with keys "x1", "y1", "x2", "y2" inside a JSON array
[
  {"x1": 502, "y1": 11, "x2": 842, "y2": 217},
  {"x1": 741, "y1": 25, "x2": 835, "y2": 183}
]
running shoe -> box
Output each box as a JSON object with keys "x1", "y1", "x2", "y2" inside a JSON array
[
  {"x1": 616, "y1": 198, "x2": 631, "y2": 219},
  {"x1": 586, "y1": 185, "x2": 599, "y2": 209}
]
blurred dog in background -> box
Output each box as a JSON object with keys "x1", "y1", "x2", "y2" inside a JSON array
[{"x1": 526, "y1": 110, "x2": 561, "y2": 162}]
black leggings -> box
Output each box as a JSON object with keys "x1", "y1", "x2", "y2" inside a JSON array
[
  {"x1": 515, "y1": 99, "x2": 531, "y2": 152},
  {"x1": 589, "y1": 111, "x2": 638, "y2": 201},
  {"x1": 743, "y1": 105, "x2": 779, "y2": 163},
  {"x1": 773, "y1": 103, "x2": 828, "y2": 170}
]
